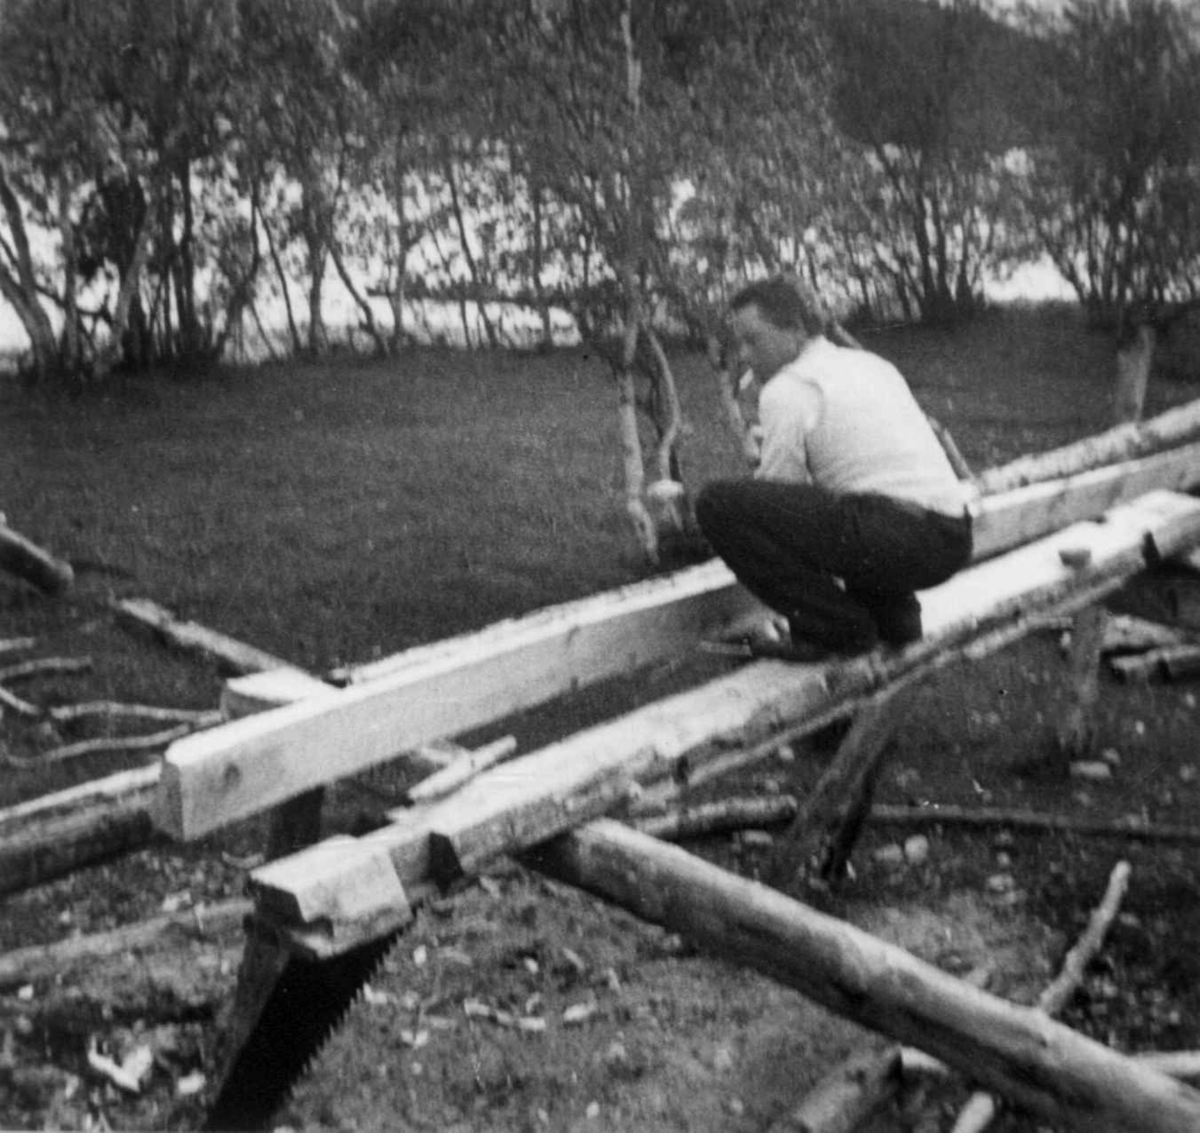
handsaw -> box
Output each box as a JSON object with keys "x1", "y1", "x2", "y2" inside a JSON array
[{"x1": 203, "y1": 911, "x2": 409, "y2": 1130}]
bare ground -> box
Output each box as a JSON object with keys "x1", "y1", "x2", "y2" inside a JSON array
[{"x1": 4, "y1": 576, "x2": 1200, "y2": 1132}]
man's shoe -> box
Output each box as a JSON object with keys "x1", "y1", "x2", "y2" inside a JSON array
[{"x1": 870, "y1": 596, "x2": 923, "y2": 647}]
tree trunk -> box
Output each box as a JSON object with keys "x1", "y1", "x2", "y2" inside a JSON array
[
  {"x1": 617, "y1": 309, "x2": 657, "y2": 563},
  {"x1": 329, "y1": 236, "x2": 388, "y2": 356},
  {"x1": 531, "y1": 181, "x2": 554, "y2": 350},
  {"x1": 0, "y1": 169, "x2": 59, "y2": 381},
  {"x1": 532, "y1": 820, "x2": 1200, "y2": 1133},
  {"x1": 58, "y1": 173, "x2": 82, "y2": 375},
  {"x1": 264, "y1": 213, "x2": 303, "y2": 355},
  {"x1": 95, "y1": 199, "x2": 156, "y2": 380},
  {"x1": 443, "y1": 152, "x2": 498, "y2": 348}
]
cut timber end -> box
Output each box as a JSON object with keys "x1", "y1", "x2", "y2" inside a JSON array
[{"x1": 249, "y1": 835, "x2": 409, "y2": 926}]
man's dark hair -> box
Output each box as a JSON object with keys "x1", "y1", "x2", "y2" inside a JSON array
[{"x1": 729, "y1": 276, "x2": 826, "y2": 336}]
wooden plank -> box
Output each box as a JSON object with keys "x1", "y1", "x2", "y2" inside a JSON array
[
  {"x1": 530, "y1": 820, "x2": 1200, "y2": 1133},
  {"x1": 970, "y1": 440, "x2": 1200, "y2": 560},
  {"x1": 248, "y1": 493, "x2": 1200, "y2": 928},
  {"x1": 156, "y1": 560, "x2": 766, "y2": 839},
  {"x1": 329, "y1": 558, "x2": 758, "y2": 688},
  {"x1": 112, "y1": 597, "x2": 304, "y2": 676}
]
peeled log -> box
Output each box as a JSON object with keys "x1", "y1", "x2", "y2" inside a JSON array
[
  {"x1": 976, "y1": 397, "x2": 1200, "y2": 495},
  {"x1": 0, "y1": 522, "x2": 73, "y2": 594},
  {"x1": 529, "y1": 820, "x2": 1200, "y2": 1133},
  {"x1": 0, "y1": 767, "x2": 161, "y2": 896}
]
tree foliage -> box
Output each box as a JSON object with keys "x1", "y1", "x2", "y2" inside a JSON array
[{"x1": 1022, "y1": 0, "x2": 1200, "y2": 329}]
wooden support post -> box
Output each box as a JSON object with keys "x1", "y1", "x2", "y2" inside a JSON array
[
  {"x1": 769, "y1": 684, "x2": 915, "y2": 888},
  {"x1": 530, "y1": 820, "x2": 1200, "y2": 1133},
  {"x1": 1056, "y1": 603, "x2": 1109, "y2": 766},
  {"x1": 1114, "y1": 324, "x2": 1155, "y2": 426}
]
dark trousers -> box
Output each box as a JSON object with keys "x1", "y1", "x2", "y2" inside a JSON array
[{"x1": 696, "y1": 479, "x2": 973, "y2": 650}]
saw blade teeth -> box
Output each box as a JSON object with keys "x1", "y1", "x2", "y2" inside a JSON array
[
  {"x1": 288, "y1": 930, "x2": 407, "y2": 1103},
  {"x1": 204, "y1": 926, "x2": 405, "y2": 1131}
]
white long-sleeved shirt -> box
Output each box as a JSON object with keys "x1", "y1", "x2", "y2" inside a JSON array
[{"x1": 756, "y1": 336, "x2": 970, "y2": 517}]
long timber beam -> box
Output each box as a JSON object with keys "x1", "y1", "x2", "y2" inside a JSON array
[
  {"x1": 154, "y1": 561, "x2": 767, "y2": 839},
  {"x1": 156, "y1": 435, "x2": 1200, "y2": 842},
  {"x1": 247, "y1": 491, "x2": 1200, "y2": 936}
]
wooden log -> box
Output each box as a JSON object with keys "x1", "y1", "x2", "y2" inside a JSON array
[
  {"x1": 0, "y1": 684, "x2": 41, "y2": 717},
  {"x1": 766, "y1": 1046, "x2": 902, "y2": 1133},
  {"x1": 927, "y1": 415, "x2": 974, "y2": 481},
  {"x1": 868, "y1": 804, "x2": 1200, "y2": 843},
  {"x1": 631, "y1": 795, "x2": 799, "y2": 841},
  {"x1": 404, "y1": 735, "x2": 519, "y2": 803},
  {"x1": 0, "y1": 897, "x2": 250, "y2": 990},
  {"x1": 1111, "y1": 643, "x2": 1200, "y2": 682},
  {"x1": 975, "y1": 396, "x2": 1200, "y2": 495},
  {"x1": 111, "y1": 597, "x2": 304, "y2": 676},
  {"x1": 530, "y1": 820, "x2": 1200, "y2": 1133},
  {"x1": 48, "y1": 701, "x2": 219, "y2": 725},
  {"x1": 161, "y1": 492, "x2": 1200, "y2": 843},
  {"x1": 949, "y1": 861, "x2": 1132, "y2": 1133},
  {"x1": 0, "y1": 656, "x2": 91, "y2": 682},
  {"x1": 1097, "y1": 614, "x2": 1192, "y2": 654},
  {"x1": 1142, "y1": 1053, "x2": 1200, "y2": 1084},
  {"x1": 1056, "y1": 604, "x2": 1109, "y2": 764},
  {"x1": 0, "y1": 767, "x2": 162, "y2": 896},
  {"x1": 0, "y1": 522, "x2": 74, "y2": 594},
  {"x1": 769, "y1": 685, "x2": 915, "y2": 887},
  {"x1": 4, "y1": 719, "x2": 218, "y2": 768},
  {"x1": 904, "y1": 1046, "x2": 1200, "y2": 1086}
]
